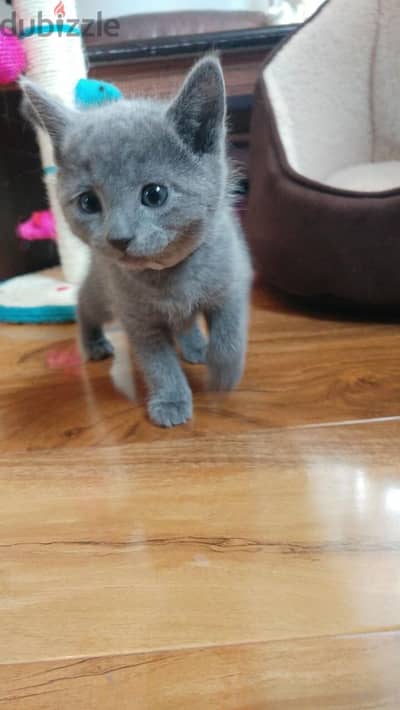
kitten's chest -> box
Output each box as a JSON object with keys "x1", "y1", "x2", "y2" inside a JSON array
[
  {"x1": 110, "y1": 264, "x2": 204, "y2": 325},
  {"x1": 142, "y1": 270, "x2": 205, "y2": 324},
  {"x1": 109, "y1": 245, "x2": 226, "y2": 327}
]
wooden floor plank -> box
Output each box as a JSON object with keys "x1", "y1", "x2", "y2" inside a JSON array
[
  {"x1": 1, "y1": 290, "x2": 400, "y2": 451},
  {"x1": 1, "y1": 287, "x2": 400, "y2": 705},
  {"x1": 1, "y1": 632, "x2": 399, "y2": 709},
  {"x1": 1, "y1": 422, "x2": 400, "y2": 664}
]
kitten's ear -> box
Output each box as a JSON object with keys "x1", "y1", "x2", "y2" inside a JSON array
[
  {"x1": 167, "y1": 56, "x2": 226, "y2": 154},
  {"x1": 19, "y1": 78, "x2": 74, "y2": 156}
]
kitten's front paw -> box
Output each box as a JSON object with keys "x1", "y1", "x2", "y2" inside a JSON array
[
  {"x1": 87, "y1": 336, "x2": 114, "y2": 362},
  {"x1": 148, "y1": 395, "x2": 193, "y2": 428}
]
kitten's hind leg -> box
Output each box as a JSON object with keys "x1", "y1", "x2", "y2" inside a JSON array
[
  {"x1": 82, "y1": 324, "x2": 114, "y2": 362},
  {"x1": 78, "y1": 270, "x2": 114, "y2": 362},
  {"x1": 178, "y1": 320, "x2": 208, "y2": 365}
]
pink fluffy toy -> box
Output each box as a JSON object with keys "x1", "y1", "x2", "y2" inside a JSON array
[
  {"x1": 17, "y1": 210, "x2": 57, "y2": 242},
  {"x1": 0, "y1": 29, "x2": 26, "y2": 85}
]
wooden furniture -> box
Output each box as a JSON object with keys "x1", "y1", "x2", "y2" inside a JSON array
[{"x1": 0, "y1": 88, "x2": 58, "y2": 280}]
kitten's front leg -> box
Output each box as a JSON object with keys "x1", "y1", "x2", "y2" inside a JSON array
[
  {"x1": 125, "y1": 323, "x2": 193, "y2": 428},
  {"x1": 206, "y1": 293, "x2": 249, "y2": 391}
]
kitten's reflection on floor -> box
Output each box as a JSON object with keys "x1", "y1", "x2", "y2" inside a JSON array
[{"x1": 107, "y1": 326, "x2": 137, "y2": 403}]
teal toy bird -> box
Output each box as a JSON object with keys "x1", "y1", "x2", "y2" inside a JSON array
[{"x1": 75, "y1": 78, "x2": 123, "y2": 108}]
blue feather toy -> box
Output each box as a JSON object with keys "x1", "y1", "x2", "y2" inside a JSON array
[{"x1": 75, "y1": 78, "x2": 123, "y2": 108}]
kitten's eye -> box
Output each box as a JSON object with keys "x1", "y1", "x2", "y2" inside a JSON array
[
  {"x1": 141, "y1": 184, "x2": 168, "y2": 208},
  {"x1": 78, "y1": 191, "x2": 102, "y2": 214}
]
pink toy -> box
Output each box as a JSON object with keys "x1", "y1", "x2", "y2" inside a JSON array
[
  {"x1": 0, "y1": 30, "x2": 26, "y2": 85},
  {"x1": 46, "y1": 345, "x2": 82, "y2": 373},
  {"x1": 17, "y1": 210, "x2": 57, "y2": 242}
]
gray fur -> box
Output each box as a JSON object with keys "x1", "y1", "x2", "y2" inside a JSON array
[{"x1": 21, "y1": 57, "x2": 252, "y2": 427}]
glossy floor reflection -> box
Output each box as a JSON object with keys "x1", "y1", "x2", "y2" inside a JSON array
[{"x1": 0, "y1": 289, "x2": 399, "y2": 709}]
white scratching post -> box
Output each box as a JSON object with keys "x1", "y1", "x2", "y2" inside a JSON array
[{"x1": 13, "y1": 0, "x2": 90, "y2": 285}]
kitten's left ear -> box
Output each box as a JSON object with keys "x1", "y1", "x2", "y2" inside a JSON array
[
  {"x1": 20, "y1": 78, "x2": 75, "y2": 158},
  {"x1": 167, "y1": 56, "x2": 226, "y2": 155}
]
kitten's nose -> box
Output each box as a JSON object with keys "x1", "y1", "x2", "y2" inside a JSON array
[{"x1": 109, "y1": 237, "x2": 131, "y2": 253}]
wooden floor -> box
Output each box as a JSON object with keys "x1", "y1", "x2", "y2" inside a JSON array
[{"x1": 1, "y1": 287, "x2": 400, "y2": 708}]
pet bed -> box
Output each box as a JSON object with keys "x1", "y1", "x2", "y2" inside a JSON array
[{"x1": 247, "y1": 0, "x2": 400, "y2": 307}]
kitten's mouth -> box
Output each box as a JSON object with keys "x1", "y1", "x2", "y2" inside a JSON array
[{"x1": 119, "y1": 230, "x2": 201, "y2": 271}]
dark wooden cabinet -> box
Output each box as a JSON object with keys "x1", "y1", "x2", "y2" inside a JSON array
[{"x1": 0, "y1": 89, "x2": 58, "y2": 280}]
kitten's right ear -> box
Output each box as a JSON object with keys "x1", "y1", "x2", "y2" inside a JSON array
[{"x1": 19, "y1": 78, "x2": 74, "y2": 156}]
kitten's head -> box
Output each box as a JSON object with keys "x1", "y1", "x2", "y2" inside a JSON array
[{"x1": 21, "y1": 57, "x2": 227, "y2": 270}]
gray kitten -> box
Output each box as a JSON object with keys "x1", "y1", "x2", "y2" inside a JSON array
[{"x1": 21, "y1": 57, "x2": 252, "y2": 428}]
